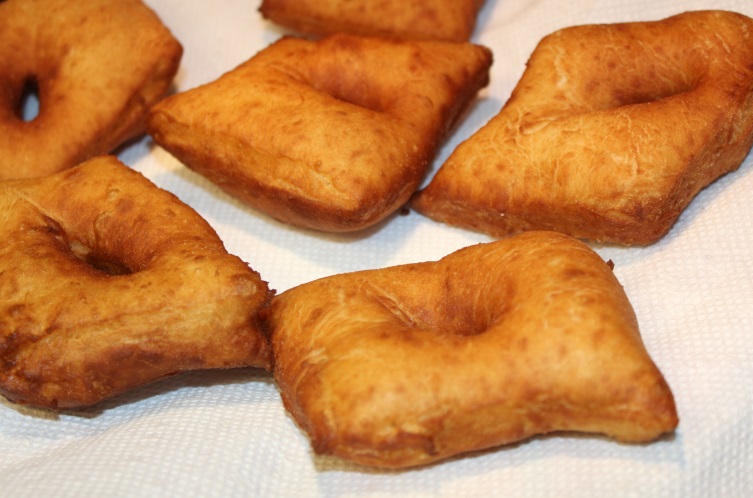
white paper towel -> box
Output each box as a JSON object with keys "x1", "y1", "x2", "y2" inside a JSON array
[{"x1": 3, "y1": 0, "x2": 753, "y2": 496}]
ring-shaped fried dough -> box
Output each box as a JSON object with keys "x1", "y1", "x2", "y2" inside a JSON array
[
  {"x1": 259, "y1": 0, "x2": 485, "y2": 42},
  {"x1": 263, "y1": 231, "x2": 678, "y2": 469},
  {"x1": 412, "y1": 10, "x2": 753, "y2": 245},
  {"x1": 0, "y1": 156, "x2": 272, "y2": 409},
  {"x1": 148, "y1": 34, "x2": 492, "y2": 232},
  {"x1": 0, "y1": 0, "x2": 182, "y2": 180}
]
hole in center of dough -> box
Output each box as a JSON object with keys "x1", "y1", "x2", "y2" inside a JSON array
[
  {"x1": 17, "y1": 77, "x2": 40, "y2": 122},
  {"x1": 68, "y1": 240, "x2": 133, "y2": 276}
]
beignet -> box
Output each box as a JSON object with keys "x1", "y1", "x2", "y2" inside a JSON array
[
  {"x1": 0, "y1": 0, "x2": 182, "y2": 179},
  {"x1": 263, "y1": 231, "x2": 678, "y2": 468},
  {"x1": 0, "y1": 156, "x2": 272, "y2": 409},
  {"x1": 412, "y1": 10, "x2": 753, "y2": 245},
  {"x1": 148, "y1": 34, "x2": 492, "y2": 232},
  {"x1": 259, "y1": 0, "x2": 485, "y2": 42}
]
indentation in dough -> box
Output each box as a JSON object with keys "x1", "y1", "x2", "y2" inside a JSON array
[
  {"x1": 303, "y1": 60, "x2": 388, "y2": 114},
  {"x1": 68, "y1": 239, "x2": 133, "y2": 276},
  {"x1": 607, "y1": 73, "x2": 696, "y2": 109}
]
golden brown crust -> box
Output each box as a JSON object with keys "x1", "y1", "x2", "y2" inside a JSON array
[
  {"x1": 412, "y1": 10, "x2": 753, "y2": 245},
  {"x1": 259, "y1": 0, "x2": 485, "y2": 42},
  {"x1": 0, "y1": 0, "x2": 182, "y2": 180},
  {"x1": 0, "y1": 156, "x2": 273, "y2": 409},
  {"x1": 148, "y1": 34, "x2": 492, "y2": 232},
  {"x1": 263, "y1": 231, "x2": 678, "y2": 469}
]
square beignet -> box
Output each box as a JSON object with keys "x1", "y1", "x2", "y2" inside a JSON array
[
  {"x1": 259, "y1": 0, "x2": 485, "y2": 42},
  {"x1": 0, "y1": 0, "x2": 182, "y2": 179},
  {"x1": 412, "y1": 10, "x2": 753, "y2": 245},
  {"x1": 148, "y1": 34, "x2": 492, "y2": 232},
  {"x1": 263, "y1": 231, "x2": 678, "y2": 469},
  {"x1": 0, "y1": 156, "x2": 272, "y2": 409}
]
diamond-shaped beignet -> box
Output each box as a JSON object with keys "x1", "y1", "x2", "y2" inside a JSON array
[
  {"x1": 0, "y1": 156, "x2": 272, "y2": 409},
  {"x1": 263, "y1": 231, "x2": 678, "y2": 469},
  {"x1": 259, "y1": 0, "x2": 485, "y2": 42},
  {"x1": 412, "y1": 10, "x2": 753, "y2": 245},
  {"x1": 148, "y1": 34, "x2": 492, "y2": 232},
  {"x1": 0, "y1": 0, "x2": 182, "y2": 180}
]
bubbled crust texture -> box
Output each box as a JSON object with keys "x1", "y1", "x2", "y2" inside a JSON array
[
  {"x1": 412, "y1": 10, "x2": 753, "y2": 245},
  {"x1": 0, "y1": 0, "x2": 182, "y2": 180},
  {"x1": 0, "y1": 156, "x2": 272, "y2": 409},
  {"x1": 147, "y1": 34, "x2": 492, "y2": 232},
  {"x1": 259, "y1": 0, "x2": 485, "y2": 42},
  {"x1": 264, "y1": 231, "x2": 678, "y2": 469}
]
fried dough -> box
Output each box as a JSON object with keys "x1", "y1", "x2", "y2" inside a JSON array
[
  {"x1": 0, "y1": 156, "x2": 272, "y2": 409},
  {"x1": 412, "y1": 10, "x2": 753, "y2": 244},
  {"x1": 148, "y1": 34, "x2": 492, "y2": 232},
  {"x1": 263, "y1": 231, "x2": 678, "y2": 468},
  {"x1": 0, "y1": 0, "x2": 182, "y2": 179},
  {"x1": 259, "y1": 0, "x2": 485, "y2": 42}
]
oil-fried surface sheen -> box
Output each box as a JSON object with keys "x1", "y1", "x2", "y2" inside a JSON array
[
  {"x1": 413, "y1": 10, "x2": 753, "y2": 245},
  {"x1": 0, "y1": 0, "x2": 182, "y2": 179},
  {"x1": 0, "y1": 156, "x2": 272, "y2": 409},
  {"x1": 263, "y1": 231, "x2": 678, "y2": 469}
]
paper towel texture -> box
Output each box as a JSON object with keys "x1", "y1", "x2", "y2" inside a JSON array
[{"x1": 2, "y1": 0, "x2": 752, "y2": 496}]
